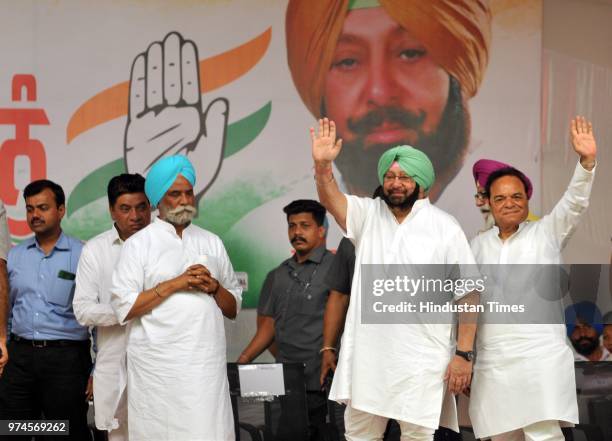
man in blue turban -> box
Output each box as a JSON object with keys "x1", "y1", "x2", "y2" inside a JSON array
[
  {"x1": 144, "y1": 155, "x2": 198, "y2": 230},
  {"x1": 111, "y1": 155, "x2": 242, "y2": 440},
  {"x1": 565, "y1": 301, "x2": 610, "y2": 362},
  {"x1": 144, "y1": 154, "x2": 196, "y2": 208}
]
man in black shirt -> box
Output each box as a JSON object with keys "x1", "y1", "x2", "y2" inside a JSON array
[{"x1": 239, "y1": 199, "x2": 334, "y2": 440}]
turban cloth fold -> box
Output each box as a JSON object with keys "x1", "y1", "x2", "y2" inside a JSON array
[
  {"x1": 145, "y1": 155, "x2": 196, "y2": 208},
  {"x1": 473, "y1": 158, "x2": 533, "y2": 199},
  {"x1": 286, "y1": 0, "x2": 492, "y2": 118},
  {"x1": 565, "y1": 301, "x2": 604, "y2": 337},
  {"x1": 377, "y1": 145, "x2": 435, "y2": 191}
]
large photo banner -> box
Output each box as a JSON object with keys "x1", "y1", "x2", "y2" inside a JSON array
[{"x1": 0, "y1": 0, "x2": 542, "y2": 307}]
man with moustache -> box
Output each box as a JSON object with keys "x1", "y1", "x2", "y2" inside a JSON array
[
  {"x1": 469, "y1": 117, "x2": 597, "y2": 440},
  {"x1": 0, "y1": 201, "x2": 9, "y2": 376},
  {"x1": 239, "y1": 199, "x2": 334, "y2": 440},
  {"x1": 111, "y1": 155, "x2": 242, "y2": 441},
  {"x1": 286, "y1": 0, "x2": 491, "y2": 200},
  {"x1": 311, "y1": 118, "x2": 479, "y2": 440},
  {"x1": 472, "y1": 159, "x2": 538, "y2": 233},
  {"x1": 0, "y1": 180, "x2": 92, "y2": 441},
  {"x1": 73, "y1": 173, "x2": 151, "y2": 440},
  {"x1": 565, "y1": 301, "x2": 611, "y2": 362}
]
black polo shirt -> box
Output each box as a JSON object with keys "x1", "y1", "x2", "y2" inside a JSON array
[
  {"x1": 324, "y1": 237, "x2": 355, "y2": 296},
  {"x1": 258, "y1": 246, "x2": 334, "y2": 390}
]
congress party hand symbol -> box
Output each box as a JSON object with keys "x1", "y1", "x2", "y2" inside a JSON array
[{"x1": 124, "y1": 32, "x2": 229, "y2": 200}]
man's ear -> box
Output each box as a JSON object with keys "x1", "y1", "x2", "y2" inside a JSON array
[{"x1": 318, "y1": 225, "x2": 326, "y2": 240}]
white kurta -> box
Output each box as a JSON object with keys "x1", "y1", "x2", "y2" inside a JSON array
[
  {"x1": 329, "y1": 196, "x2": 478, "y2": 431},
  {"x1": 111, "y1": 217, "x2": 242, "y2": 441},
  {"x1": 74, "y1": 226, "x2": 128, "y2": 434},
  {"x1": 469, "y1": 161, "x2": 594, "y2": 439}
]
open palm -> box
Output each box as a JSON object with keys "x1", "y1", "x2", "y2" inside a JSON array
[
  {"x1": 311, "y1": 118, "x2": 343, "y2": 163},
  {"x1": 124, "y1": 32, "x2": 228, "y2": 203},
  {"x1": 570, "y1": 116, "x2": 597, "y2": 159}
]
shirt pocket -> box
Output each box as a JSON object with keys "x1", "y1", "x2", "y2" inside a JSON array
[
  {"x1": 294, "y1": 281, "x2": 327, "y2": 316},
  {"x1": 48, "y1": 276, "x2": 76, "y2": 308}
]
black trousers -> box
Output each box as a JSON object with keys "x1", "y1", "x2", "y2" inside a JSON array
[
  {"x1": 0, "y1": 340, "x2": 92, "y2": 441},
  {"x1": 274, "y1": 390, "x2": 328, "y2": 441},
  {"x1": 306, "y1": 391, "x2": 328, "y2": 441}
]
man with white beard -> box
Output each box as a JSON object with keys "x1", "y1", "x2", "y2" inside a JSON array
[{"x1": 111, "y1": 155, "x2": 242, "y2": 441}]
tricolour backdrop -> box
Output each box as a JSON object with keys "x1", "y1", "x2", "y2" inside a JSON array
[{"x1": 1, "y1": 0, "x2": 544, "y2": 307}]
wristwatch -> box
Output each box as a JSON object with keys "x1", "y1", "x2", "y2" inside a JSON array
[{"x1": 455, "y1": 349, "x2": 474, "y2": 362}]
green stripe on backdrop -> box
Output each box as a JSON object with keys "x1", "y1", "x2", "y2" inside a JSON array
[
  {"x1": 224, "y1": 101, "x2": 271, "y2": 157},
  {"x1": 67, "y1": 158, "x2": 125, "y2": 216},
  {"x1": 67, "y1": 101, "x2": 272, "y2": 217}
]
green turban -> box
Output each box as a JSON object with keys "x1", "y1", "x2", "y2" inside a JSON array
[{"x1": 377, "y1": 145, "x2": 435, "y2": 191}]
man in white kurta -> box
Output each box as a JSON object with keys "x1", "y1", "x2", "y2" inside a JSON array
[
  {"x1": 111, "y1": 156, "x2": 241, "y2": 441},
  {"x1": 310, "y1": 119, "x2": 480, "y2": 440},
  {"x1": 74, "y1": 173, "x2": 151, "y2": 440},
  {"x1": 469, "y1": 117, "x2": 597, "y2": 440}
]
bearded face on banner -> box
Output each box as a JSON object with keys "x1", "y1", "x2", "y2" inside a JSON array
[{"x1": 286, "y1": 0, "x2": 491, "y2": 200}]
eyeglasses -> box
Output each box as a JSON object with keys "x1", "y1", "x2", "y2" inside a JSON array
[
  {"x1": 474, "y1": 191, "x2": 487, "y2": 201},
  {"x1": 383, "y1": 173, "x2": 413, "y2": 183}
]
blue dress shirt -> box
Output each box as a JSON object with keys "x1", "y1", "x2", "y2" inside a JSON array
[{"x1": 8, "y1": 231, "x2": 88, "y2": 340}]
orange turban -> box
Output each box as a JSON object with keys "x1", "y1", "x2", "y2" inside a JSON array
[{"x1": 286, "y1": 0, "x2": 492, "y2": 118}]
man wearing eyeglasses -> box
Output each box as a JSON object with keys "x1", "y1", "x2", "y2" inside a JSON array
[
  {"x1": 311, "y1": 118, "x2": 480, "y2": 441},
  {"x1": 239, "y1": 199, "x2": 334, "y2": 440}
]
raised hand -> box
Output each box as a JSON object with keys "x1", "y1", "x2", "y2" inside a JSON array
[
  {"x1": 125, "y1": 32, "x2": 229, "y2": 201},
  {"x1": 310, "y1": 118, "x2": 343, "y2": 164},
  {"x1": 570, "y1": 116, "x2": 597, "y2": 169}
]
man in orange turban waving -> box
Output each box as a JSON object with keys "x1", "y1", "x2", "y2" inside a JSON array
[{"x1": 286, "y1": 0, "x2": 491, "y2": 202}]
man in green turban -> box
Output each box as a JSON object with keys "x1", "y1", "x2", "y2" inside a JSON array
[
  {"x1": 377, "y1": 145, "x2": 435, "y2": 198},
  {"x1": 310, "y1": 118, "x2": 479, "y2": 440}
]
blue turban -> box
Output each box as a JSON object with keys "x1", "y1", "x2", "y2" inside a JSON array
[
  {"x1": 145, "y1": 155, "x2": 196, "y2": 208},
  {"x1": 565, "y1": 301, "x2": 603, "y2": 337}
]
